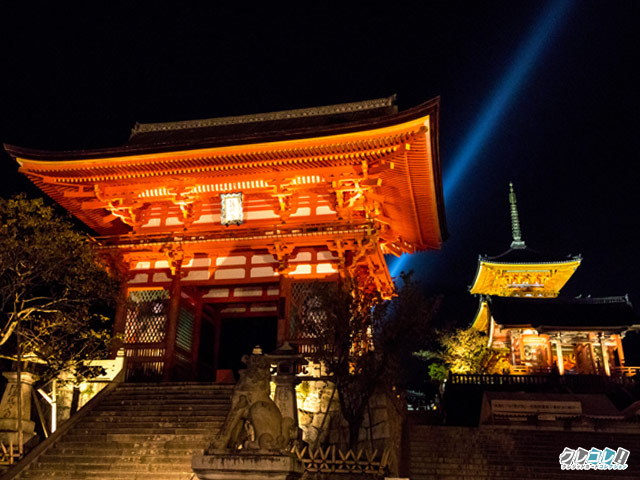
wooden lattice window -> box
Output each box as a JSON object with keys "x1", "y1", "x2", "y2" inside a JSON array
[
  {"x1": 125, "y1": 289, "x2": 169, "y2": 344},
  {"x1": 290, "y1": 281, "x2": 332, "y2": 339},
  {"x1": 176, "y1": 306, "x2": 194, "y2": 353}
]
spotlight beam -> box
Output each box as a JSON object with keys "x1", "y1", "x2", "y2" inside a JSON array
[{"x1": 389, "y1": 0, "x2": 573, "y2": 279}]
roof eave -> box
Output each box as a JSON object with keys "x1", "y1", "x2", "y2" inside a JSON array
[{"x1": 4, "y1": 97, "x2": 442, "y2": 162}]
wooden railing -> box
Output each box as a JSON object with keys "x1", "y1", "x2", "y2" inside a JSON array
[
  {"x1": 613, "y1": 366, "x2": 640, "y2": 377},
  {"x1": 123, "y1": 343, "x2": 165, "y2": 381},
  {"x1": 292, "y1": 445, "x2": 390, "y2": 475},
  {"x1": 450, "y1": 373, "x2": 555, "y2": 386},
  {"x1": 0, "y1": 442, "x2": 19, "y2": 466},
  {"x1": 94, "y1": 220, "x2": 372, "y2": 247},
  {"x1": 449, "y1": 372, "x2": 639, "y2": 389}
]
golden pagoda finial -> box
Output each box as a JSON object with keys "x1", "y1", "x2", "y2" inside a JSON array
[{"x1": 509, "y1": 182, "x2": 526, "y2": 249}]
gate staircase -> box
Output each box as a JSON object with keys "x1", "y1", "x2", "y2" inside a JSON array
[{"x1": 3, "y1": 382, "x2": 233, "y2": 480}]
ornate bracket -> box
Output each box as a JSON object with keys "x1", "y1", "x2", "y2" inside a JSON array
[
  {"x1": 268, "y1": 242, "x2": 294, "y2": 275},
  {"x1": 270, "y1": 181, "x2": 296, "y2": 222},
  {"x1": 160, "y1": 245, "x2": 189, "y2": 277}
]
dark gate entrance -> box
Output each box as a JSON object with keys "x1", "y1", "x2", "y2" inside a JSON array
[
  {"x1": 218, "y1": 316, "x2": 278, "y2": 378},
  {"x1": 196, "y1": 314, "x2": 277, "y2": 382}
]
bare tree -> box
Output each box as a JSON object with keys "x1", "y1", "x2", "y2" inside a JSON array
[{"x1": 295, "y1": 272, "x2": 438, "y2": 448}]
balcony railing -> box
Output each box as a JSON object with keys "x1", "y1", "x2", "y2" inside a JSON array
[
  {"x1": 93, "y1": 220, "x2": 373, "y2": 248},
  {"x1": 449, "y1": 372, "x2": 639, "y2": 389}
]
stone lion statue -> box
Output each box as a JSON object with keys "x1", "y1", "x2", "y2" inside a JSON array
[{"x1": 209, "y1": 350, "x2": 298, "y2": 452}]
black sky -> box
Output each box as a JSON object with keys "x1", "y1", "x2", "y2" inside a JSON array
[{"x1": 1, "y1": 2, "x2": 639, "y2": 320}]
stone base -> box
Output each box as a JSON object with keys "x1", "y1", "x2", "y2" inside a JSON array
[
  {"x1": 192, "y1": 451, "x2": 303, "y2": 480},
  {"x1": 0, "y1": 417, "x2": 36, "y2": 445}
]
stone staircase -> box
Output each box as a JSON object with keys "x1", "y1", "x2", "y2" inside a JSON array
[
  {"x1": 10, "y1": 382, "x2": 233, "y2": 480},
  {"x1": 409, "y1": 425, "x2": 640, "y2": 479}
]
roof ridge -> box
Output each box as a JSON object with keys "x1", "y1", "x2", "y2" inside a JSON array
[
  {"x1": 492, "y1": 295, "x2": 630, "y2": 304},
  {"x1": 130, "y1": 96, "x2": 397, "y2": 136}
]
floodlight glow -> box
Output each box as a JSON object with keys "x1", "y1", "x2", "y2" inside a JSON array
[{"x1": 389, "y1": 0, "x2": 573, "y2": 279}]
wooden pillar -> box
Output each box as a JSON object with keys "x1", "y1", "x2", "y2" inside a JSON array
[
  {"x1": 190, "y1": 291, "x2": 203, "y2": 379},
  {"x1": 163, "y1": 266, "x2": 182, "y2": 381},
  {"x1": 588, "y1": 335, "x2": 599, "y2": 374},
  {"x1": 615, "y1": 334, "x2": 626, "y2": 367},
  {"x1": 600, "y1": 333, "x2": 611, "y2": 376},
  {"x1": 509, "y1": 331, "x2": 518, "y2": 367},
  {"x1": 518, "y1": 332, "x2": 525, "y2": 366},
  {"x1": 554, "y1": 335, "x2": 565, "y2": 375},
  {"x1": 212, "y1": 312, "x2": 222, "y2": 374},
  {"x1": 278, "y1": 276, "x2": 292, "y2": 343},
  {"x1": 111, "y1": 284, "x2": 129, "y2": 357},
  {"x1": 545, "y1": 336, "x2": 553, "y2": 368}
]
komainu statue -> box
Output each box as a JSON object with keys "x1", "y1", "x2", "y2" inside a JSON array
[{"x1": 209, "y1": 350, "x2": 299, "y2": 452}]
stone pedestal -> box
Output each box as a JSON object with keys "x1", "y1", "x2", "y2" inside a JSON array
[
  {"x1": 0, "y1": 371, "x2": 36, "y2": 445},
  {"x1": 192, "y1": 451, "x2": 303, "y2": 480}
]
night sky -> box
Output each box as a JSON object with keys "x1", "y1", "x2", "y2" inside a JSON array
[{"x1": 1, "y1": 2, "x2": 638, "y2": 326}]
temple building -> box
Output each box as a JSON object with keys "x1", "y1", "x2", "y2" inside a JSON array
[
  {"x1": 470, "y1": 184, "x2": 639, "y2": 375},
  {"x1": 5, "y1": 96, "x2": 447, "y2": 381}
]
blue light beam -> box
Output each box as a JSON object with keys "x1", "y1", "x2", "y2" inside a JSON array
[
  {"x1": 389, "y1": 0, "x2": 573, "y2": 278},
  {"x1": 444, "y1": 0, "x2": 573, "y2": 200}
]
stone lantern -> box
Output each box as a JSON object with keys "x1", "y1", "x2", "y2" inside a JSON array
[{"x1": 266, "y1": 342, "x2": 306, "y2": 428}]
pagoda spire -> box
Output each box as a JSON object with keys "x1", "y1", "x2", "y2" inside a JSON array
[{"x1": 509, "y1": 182, "x2": 526, "y2": 249}]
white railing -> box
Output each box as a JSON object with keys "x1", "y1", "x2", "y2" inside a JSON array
[{"x1": 35, "y1": 349, "x2": 125, "y2": 436}]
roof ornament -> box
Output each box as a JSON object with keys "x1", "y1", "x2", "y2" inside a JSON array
[{"x1": 509, "y1": 182, "x2": 526, "y2": 249}]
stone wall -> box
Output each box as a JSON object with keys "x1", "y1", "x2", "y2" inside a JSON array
[{"x1": 295, "y1": 378, "x2": 403, "y2": 475}]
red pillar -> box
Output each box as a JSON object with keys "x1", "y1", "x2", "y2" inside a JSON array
[
  {"x1": 212, "y1": 312, "x2": 222, "y2": 375},
  {"x1": 163, "y1": 266, "x2": 182, "y2": 381},
  {"x1": 190, "y1": 291, "x2": 203, "y2": 380},
  {"x1": 111, "y1": 284, "x2": 129, "y2": 358},
  {"x1": 278, "y1": 276, "x2": 292, "y2": 343}
]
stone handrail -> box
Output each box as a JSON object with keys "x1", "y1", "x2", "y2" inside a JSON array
[{"x1": 0, "y1": 359, "x2": 126, "y2": 480}]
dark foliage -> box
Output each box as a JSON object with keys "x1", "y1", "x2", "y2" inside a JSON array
[
  {"x1": 0, "y1": 196, "x2": 119, "y2": 384},
  {"x1": 295, "y1": 272, "x2": 439, "y2": 447}
]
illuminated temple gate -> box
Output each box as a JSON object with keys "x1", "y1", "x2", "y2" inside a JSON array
[{"x1": 6, "y1": 96, "x2": 447, "y2": 381}]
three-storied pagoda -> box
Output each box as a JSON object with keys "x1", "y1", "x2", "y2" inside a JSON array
[
  {"x1": 5, "y1": 96, "x2": 447, "y2": 381},
  {"x1": 470, "y1": 184, "x2": 638, "y2": 375}
]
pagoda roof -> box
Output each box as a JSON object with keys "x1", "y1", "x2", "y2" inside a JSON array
[
  {"x1": 468, "y1": 254, "x2": 581, "y2": 297},
  {"x1": 487, "y1": 295, "x2": 640, "y2": 333},
  {"x1": 469, "y1": 184, "x2": 582, "y2": 296},
  {"x1": 483, "y1": 247, "x2": 581, "y2": 264}
]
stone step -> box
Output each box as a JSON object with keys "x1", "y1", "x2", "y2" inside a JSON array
[
  {"x1": 90, "y1": 407, "x2": 228, "y2": 416},
  {"x1": 111, "y1": 388, "x2": 232, "y2": 396},
  {"x1": 80, "y1": 419, "x2": 224, "y2": 428},
  {"x1": 94, "y1": 400, "x2": 230, "y2": 408},
  {"x1": 99, "y1": 399, "x2": 230, "y2": 406},
  {"x1": 13, "y1": 382, "x2": 234, "y2": 480},
  {"x1": 20, "y1": 471, "x2": 195, "y2": 480},
  {"x1": 92, "y1": 405, "x2": 228, "y2": 413},
  {"x1": 31, "y1": 453, "x2": 198, "y2": 464},
  {"x1": 49, "y1": 444, "x2": 207, "y2": 455},
  {"x1": 62, "y1": 428, "x2": 218, "y2": 437}
]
